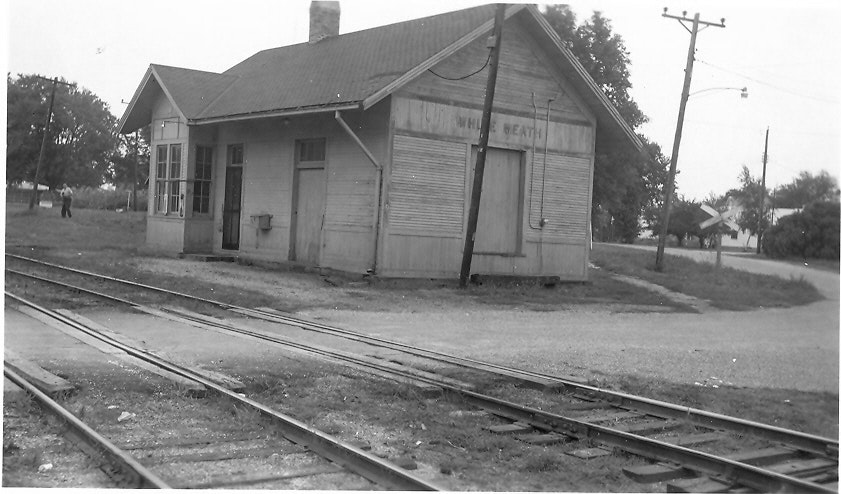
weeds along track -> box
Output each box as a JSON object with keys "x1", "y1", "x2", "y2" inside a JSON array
[
  {"x1": 5, "y1": 253, "x2": 839, "y2": 492},
  {"x1": 3, "y1": 293, "x2": 441, "y2": 490},
  {"x1": 4, "y1": 365, "x2": 169, "y2": 488}
]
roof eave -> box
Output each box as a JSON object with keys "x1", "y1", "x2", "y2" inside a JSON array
[
  {"x1": 118, "y1": 65, "x2": 190, "y2": 135},
  {"x1": 117, "y1": 67, "x2": 154, "y2": 134},
  {"x1": 191, "y1": 102, "x2": 364, "y2": 126},
  {"x1": 361, "y1": 4, "x2": 526, "y2": 111}
]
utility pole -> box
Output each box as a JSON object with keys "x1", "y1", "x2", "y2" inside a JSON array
[
  {"x1": 655, "y1": 9, "x2": 725, "y2": 271},
  {"x1": 459, "y1": 3, "x2": 506, "y2": 287},
  {"x1": 120, "y1": 99, "x2": 141, "y2": 212},
  {"x1": 133, "y1": 130, "x2": 140, "y2": 211},
  {"x1": 29, "y1": 77, "x2": 73, "y2": 209},
  {"x1": 756, "y1": 126, "x2": 769, "y2": 254}
]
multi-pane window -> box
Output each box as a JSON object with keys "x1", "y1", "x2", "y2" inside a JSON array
[
  {"x1": 193, "y1": 146, "x2": 213, "y2": 214},
  {"x1": 169, "y1": 144, "x2": 182, "y2": 214},
  {"x1": 153, "y1": 143, "x2": 183, "y2": 215},
  {"x1": 297, "y1": 138, "x2": 326, "y2": 162},
  {"x1": 155, "y1": 145, "x2": 168, "y2": 213},
  {"x1": 228, "y1": 143, "x2": 244, "y2": 166}
]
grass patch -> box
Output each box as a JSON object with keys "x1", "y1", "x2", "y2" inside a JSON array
[
  {"x1": 591, "y1": 243, "x2": 823, "y2": 310},
  {"x1": 612, "y1": 373, "x2": 838, "y2": 439},
  {"x1": 4, "y1": 203, "x2": 684, "y2": 312},
  {"x1": 4, "y1": 203, "x2": 824, "y2": 313},
  {"x1": 773, "y1": 256, "x2": 840, "y2": 273}
]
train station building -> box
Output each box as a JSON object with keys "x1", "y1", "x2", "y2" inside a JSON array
[{"x1": 118, "y1": 2, "x2": 641, "y2": 280}]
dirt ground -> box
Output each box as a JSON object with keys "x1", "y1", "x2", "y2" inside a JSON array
[
  {"x1": 4, "y1": 245, "x2": 839, "y2": 490},
  {"x1": 117, "y1": 254, "x2": 839, "y2": 394}
]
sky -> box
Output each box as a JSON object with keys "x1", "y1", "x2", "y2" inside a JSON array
[{"x1": 4, "y1": 0, "x2": 840, "y2": 202}]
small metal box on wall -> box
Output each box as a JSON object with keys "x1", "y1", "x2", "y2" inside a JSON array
[{"x1": 252, "y1": 214, "x2": 272, "y2": 230}]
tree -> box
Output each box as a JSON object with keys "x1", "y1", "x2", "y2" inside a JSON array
[
  {"x1": 764, "y1": 201, "x2": 840, "y2": 260},
  {"x1": 662, "y1": 196, "x2": 708, "y2": 247},
  {"x1": 543, "y1": 6, "x2": 646, "y2": 129},
  {"x1": 590, "y1": 138, "x2": 668, "y2": 243},
  {"x1": 613, "y1": 138, "x2": 669, "y2": 242},
  {"x1": 110, "y1": 127, "x2": 151, "y2": 188},
  {"x1": 773, "y1": 170, "x2": 840, "y2": 208},
  {"x1": 728, "y1": 165, "x2": 770, "y2": 244},
  {"x1": 7, "y1": 74, "x2": 120, "y2": 188},
  {"x1": 543, "y1": 5, "x2": 656, "y2": 236}
]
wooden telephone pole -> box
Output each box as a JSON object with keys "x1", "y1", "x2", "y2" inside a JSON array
[
  {"x1": 133, "y1": 130, "x2": 140, "y2": 211},
  {"x1": 655, "y1": 9, "x2": 725, "y2": 271},
  {"x1": 29, "y1": 76, "x2": 75, "y2": 210},
  {"x1": 459, "y1": 4, "x2": 506, "y2": 287},
  {"x1": 756, "y1": 127, "x2": 769, "y2": 254}
]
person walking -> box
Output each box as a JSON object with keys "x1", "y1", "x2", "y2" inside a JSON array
[{"x1": 59, "y1": 183, "x2": 73, "y2": 218}]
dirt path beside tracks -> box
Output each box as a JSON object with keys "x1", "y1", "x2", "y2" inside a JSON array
[
  {"x1": 7, "y1": 244, "x2": 838, "y2": 397},
  {"x1": 307, "y1": 245, "x2": 839, "y2": 392}
]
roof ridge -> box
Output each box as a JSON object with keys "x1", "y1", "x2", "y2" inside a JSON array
[
  {"x1": 196, "y1": 74, "x2": 243, "y2": 118},
  {"x1": 362, "y1": 4, "x2": 526, "y2": 110},
  {"x1": 151, "y1": 63, "x2": 229, "y2": 77},
  {"x1": 224, "y1": 4, "x2": 495, "y2": 75}
]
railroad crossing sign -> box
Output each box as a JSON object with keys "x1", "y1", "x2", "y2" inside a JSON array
[{"x1": 699, "y1": 204, "x2": 738, "y2": 231}]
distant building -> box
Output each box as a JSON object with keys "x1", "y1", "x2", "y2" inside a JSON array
[
  {"x1": 6, "y1": 182, "x2": 51, "y2": 206},
  {"x1": 719, "y1": 206, "x2": 800, "y2": 250},
  {"x1": 118, "y1": 3, "x2": 640, "y2": 279}
]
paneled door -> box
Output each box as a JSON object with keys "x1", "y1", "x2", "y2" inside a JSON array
[
  {"x1": 472, "y1": 147, "x2": 524, "y2": 254},
  {"x1": 221, "y1": 166, "x2": 243, "y2": 250},
  {"x1": 222, "y1": 144, "x2": 245, "y2": 251},
  {"x1": 293, "y1": 167, "x2": 326, "y2": 264}
]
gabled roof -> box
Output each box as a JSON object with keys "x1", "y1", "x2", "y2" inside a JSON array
[
  {"x1": 119, "y1": 65, "x2": 238, "y2": 133},
  {"x1": 118, "y1": 3, "x2": 641, "y2": 151}
]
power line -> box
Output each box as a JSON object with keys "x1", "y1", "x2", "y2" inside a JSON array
[
  {"x1": 681, "y1": 119, "x2": 840, "y2": 137},
  {"x1": 696, "y1": 59, "x2": 840, "y2": 104},
  {"x1": 428, "y1": 52, "x2": 491, "y2": 81}
]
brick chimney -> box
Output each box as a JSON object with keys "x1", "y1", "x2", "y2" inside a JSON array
[{"x1": 309, "y1": 1, "x2": 340, "y2": 44}]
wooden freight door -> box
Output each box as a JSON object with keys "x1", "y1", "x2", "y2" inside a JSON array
[
  {"x1": 472, "y1": 147, "x2": 523, "y2": 254},
  {"x1": 222, "y1": 166, "x2": 243, "y2": 250},
  {"x1": 292, "y1": 139, "x2": 328, "y2": 265}
]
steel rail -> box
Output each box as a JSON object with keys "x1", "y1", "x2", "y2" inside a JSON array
[
  {"x1": 238, "y1": 306, "x2": 840, "y2": 457},
  {"x1": 4, "y1": 366, "x2": 171, "y2": 488},
  {"x1": 5, "y1": 279, "x2": 836, "y2": 492},
  {"x1": 4, "y1": 291, "x2": 441, "y2": 491},
  {"x1": 5, "y1": 256, "x2": 838, "y2": 454},
  {"x1": 133, "y1": 308, "x2": 841, "y2": 493}
]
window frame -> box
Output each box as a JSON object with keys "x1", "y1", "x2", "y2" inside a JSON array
[
  {"x1": 193, "y1": 145, "x2": 214, "y2": 216},
  {"x1": 153, "y1": 143, "x2": 184, "y2": 216},
  {"x1": 297, "y1": 138, "x2": 327, "y2": 164}
]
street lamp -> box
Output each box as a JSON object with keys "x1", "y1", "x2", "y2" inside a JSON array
[
  {"x1": 689, "y1": 86, "x2": 748, "y2": 99},
  {"x1": 655, "y1": 83, "x2": 747, "y2": 271}
]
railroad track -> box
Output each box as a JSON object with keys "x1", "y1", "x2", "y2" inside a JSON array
[
  {"x1": 4, "y1": 293, "x2": 441, "y2": 490},
  {"x1": 5, "y1": 253, "x2": 839, "y2": 492}
]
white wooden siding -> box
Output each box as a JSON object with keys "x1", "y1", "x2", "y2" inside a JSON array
[
  {"x1": 527, "y1": 153, "x2": 591, "y2": 242},
  {"x1": 324, "y1": 137, "x2": 376, "y2": 233},
  {"x1": 388, "y1": 135, "x2": 466, "y2": 237}
]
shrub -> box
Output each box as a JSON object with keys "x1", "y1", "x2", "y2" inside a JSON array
[{"x1": 763, "y1": 201, "x2": 840, "y2": 260}]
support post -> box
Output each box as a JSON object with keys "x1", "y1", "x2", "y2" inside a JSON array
[
  {"x1": 655, "y1": 10, "x2": 725, "y2": 271},
  {"x1": 756, "y1": 127, "x2": 768, "y2": 254},
  {"x1": 29, "y1": 78, "x2": 59, "y2": 210},
  {"x1": 459, "y1": 4, "x2": 506, "y2": 287},
  {"x1": 133, "y1": 130, "x2": 139, "y2": 212}
]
